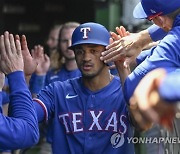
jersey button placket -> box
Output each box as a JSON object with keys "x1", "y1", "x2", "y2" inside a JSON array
[{"x1": 90, "y1": 95, "x2": 95, "y2": 108}]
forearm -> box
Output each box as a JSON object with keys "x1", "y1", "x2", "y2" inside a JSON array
[
  {"x1": 29, "y1": 73, "x2": 46, "y2": 96},
  {"x1": 0, "y1": 71, "x2": 39, "y2": 149},
  {"x1": 136, "y1": 29, "x2": 153, "y2": 51},
  {"x1": 115, "y1": 62, "x2": 131, "y2": 88},
  {"x1": 133, "y1": 24, "x2": 167, "y2": 53},
  {"x1": 25, "y1": 74, "x2": 31, "y2": 86}
]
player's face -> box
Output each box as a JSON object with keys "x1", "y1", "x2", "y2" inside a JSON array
[
  {"x1": 74, "y1": 44, "x2": 106, "y2": 78},
  {"x1": 152, "y1": 16, "x2": 172, "y2": 32},
  {"x1": 59, "y1": 28, "x2": 75, "y2": 60},
  {"x1": 46, "y1": 28, "x2": 59, "y2": 51}
]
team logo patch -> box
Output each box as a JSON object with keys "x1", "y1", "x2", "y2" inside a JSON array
[
  {"x1": 80, "y1": 27, "x2": 91, "y2": 39},
  {"x1": 110, "y1": 133, "x2": 125, "y2": 148}
]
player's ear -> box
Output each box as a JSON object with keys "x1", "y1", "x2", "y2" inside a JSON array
[{"x1": 156, "y1": 16, "x2": 165, "y2": 27}]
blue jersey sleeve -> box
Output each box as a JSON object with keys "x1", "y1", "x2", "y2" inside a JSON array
[
  {"x1": 2, "y1": 77, "x2": 10, "y2": 105},
  {"x1": 124, "y1": 27, "x2": 180, "y2": 103},
  {"x1": 148, "y1": 24, "x2": 167, "y2": 41},
  {"x1": 33, "y1": 82, "x2": 56, "y2": 123},
  {"x1": 136, "y1": 48, "x2": 154, "y2": 65},
  {"x1": 2, "y1": 91, "x2": 9, "y2": 105},
  {"x1": 159, "y1": 71, "x2": 180, "y2": 102},
  {"x1": 0, "y1": 71, "x2": 39, "y2": 150},
  {"x1": 29, "y1": 73, "x2": 46, "y2": 94}
]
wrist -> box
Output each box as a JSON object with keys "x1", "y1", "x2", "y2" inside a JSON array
[
  {"x1": 138, "y1": 29, "x2": 152, "y2": 50},
  {"x1": 35, "y1": 70, "x2": 47, "y2": 76}
]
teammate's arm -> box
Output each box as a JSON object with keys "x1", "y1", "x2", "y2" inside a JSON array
[
  {"x1": 101, "y1": 25, "x2": 167, "y2": 65},
  {"x1": 33, "y1": 82, "x2": 55, "y2": 123},
  {"x1": 29, "y1": 45, "x2": 50, "y2": 97},
  {"x1": 123, "y1": 28, "x2": 180, "y2": 103},
  {"x1": 0, "y1": 32, "x2": 39, "y2": 150}
]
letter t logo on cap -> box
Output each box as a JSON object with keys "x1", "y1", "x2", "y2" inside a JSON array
[{"x1": 80, "y1": 27, "x2": 91, "y2": 39}]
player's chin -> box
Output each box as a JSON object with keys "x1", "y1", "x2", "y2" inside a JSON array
[{"x1": 82, "y1": 72, "x2": 96, "y2": 79}]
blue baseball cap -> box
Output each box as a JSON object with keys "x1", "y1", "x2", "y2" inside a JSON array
[
  {"x1": 69, "y1": 22, "x2": 110, "y2": 49},
  {"x1": 133, "y1": 0, "x2": 180, "y2": 19}
]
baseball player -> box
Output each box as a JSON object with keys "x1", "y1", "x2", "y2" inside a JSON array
[
  {"x1": 30, "y1": 22, "x2": 81, "y2": 96},
  {"x1": 5, "y1": 22, "x2": 135, "y2": 153},
  {"x1": 35, "y1": 22, "x2": 135, "y2": 153},
  {"x1": 102, "y1": 0, "x2": 180, "y2": 103},
  {"x1": 125, "y1": 0, "x2": 180, "y2": 101},
  {"x1": 0, "y1": 32, "x2": 39, "y2": 150},
  {"x1": 29, "y1": 22, "x2": 82, "y2": 151}
]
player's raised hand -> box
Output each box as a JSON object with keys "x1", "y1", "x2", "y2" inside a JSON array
[
  {"x1": 0, "y1": 31, "x2": 24, "y2": 75},
  {"x1": 101, "y1": 26, "x2": 143, "y2": 65},
  {"x1": 31, "y1": 45, "x2": 50, "y2": 75},
  {"x1": 15, "y1": 35, "x2": 38, "y2": 76},
  {"x1": 110, "y1": 34, "x2": 131, "y2": 86},
  {"x1": 129, "y1": 68, "x2": 176, "y2": 131},
  {"x1": 101, "y1": 26, "x2": 130, "y2": 62}
]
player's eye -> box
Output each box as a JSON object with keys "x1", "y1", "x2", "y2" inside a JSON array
[
  {"x1": 90, "y1": 49, "x2": 99, "y2": 54},
  {"x1": 75, "y1": 49, "x2": 84, "y2": 55},
  {"x1": 60, "y1": 39, "x2": 69, "y2": 43}
]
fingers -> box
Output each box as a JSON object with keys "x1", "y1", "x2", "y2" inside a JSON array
[
  {"x1": 31, "y1": 49, "x2": 35, "y2": 58},
  {"x1": 0, "y1": 35, "x2": 7, "y2": 60},
  {"x1": 9, "y1": 34, "x2": 16, "y2": 54},
  {"x1": 21, "y1": 35, "x2": 28, "y2": 50},
  {"x1": 102, "y1": 41, "x2": 121, "y2": 56},
  {"x1": 20, "y1": 35, "x2": 31, "y2": 58},
  {"x1": 0, "y1": 32, "x2": 24, "y2": 74},
  {"x1": 15, "y1": 35, "x2": 20, "y2": 41},
  {"x1": 4, "y1": 32, "x2": 12, "y2": 56},
  {"x1": 44, "y1": 54, "x2": 50, "y2": 62},
  {"x1": 100, "y1": 44, "x2": 125, "y2": 63},
  {"x1": 110, "y1": 31, "x2": 121, "y2": 41},
  {"x1": 15, "y1": 39, "x2": 22, "y2": 56},
  {"x1": 109, "y1": 38, "x2": 114, "y2": 45},
  {"x1": 116, "y1": 26, "x2": 128, "y2": 38},
  {"x1": 33, "y1": 45, "x2": 44, "y2": 59}
]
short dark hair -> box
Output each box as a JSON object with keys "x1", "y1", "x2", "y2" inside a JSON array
[{"x1": 166, "y1": 8, "x2": 180, "y2": 19}]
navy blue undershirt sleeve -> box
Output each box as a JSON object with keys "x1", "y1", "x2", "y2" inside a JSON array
[{"x1": 148, "y1": 24, "x2": 167, "y2": 41}]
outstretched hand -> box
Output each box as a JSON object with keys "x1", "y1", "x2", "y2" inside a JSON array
[
  {"x1": 31, "y1": 45, "x2": 50, "y2": 75},
  {"x1": 106, "y1": 28, "x2": 131, "y2": 86},
  {"x1": 0, "y1": 31, "x2": 24, "y2": 75},
  {"x1": 15, "y1": 35, "x2": 38, "y2": 76},
  {"x1": 129, "y1": 68, "x2": 176, "y2": 131},
  {"x1": 100, "y1": 26, "x2": 142, "y2": 66}
]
